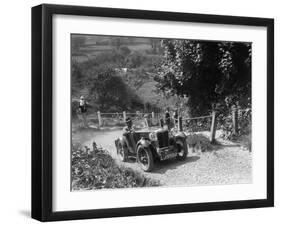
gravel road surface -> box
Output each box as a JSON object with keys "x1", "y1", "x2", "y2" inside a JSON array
[{"x1": 73, "y1": 128, "x2": 252, "y2": 186}]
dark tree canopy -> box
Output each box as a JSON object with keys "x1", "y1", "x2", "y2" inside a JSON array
[
  {"x1": 155, "y1": 40, "x2": 251, "y2": 116},
  {"x1": 87, "y1": 66, "x2": 129, "y2": 111}
]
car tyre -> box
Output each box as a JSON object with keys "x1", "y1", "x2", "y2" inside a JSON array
[
  {"x1": 137, "y1": 145, "x2": 154, "y2": 172},
  {"x1": 176, "y1": 138, "x2": 188, "y2": 161}
]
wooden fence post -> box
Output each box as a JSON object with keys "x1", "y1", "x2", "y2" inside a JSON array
[
  {"x1": 123, "y1": 111, "x2": 126, "y2": 122},
  {"x1": 159, "y1": 118, "x2": 164, "y2": 128},
  {"x1": 178, "y1": 116, "x2": 183, "y2": 132},
  {"x1": 97, "y1": 111, "x2": 102, "y2": 128},
  {"x1": 232, "y1": 107, "x2": 238, "y2": 135},
  {"x1": 210, "y1": 111, "x2": 217, "y2": 143},
  {"x1": 144, "y1": 118, "x2": 149, "y2": 128}
]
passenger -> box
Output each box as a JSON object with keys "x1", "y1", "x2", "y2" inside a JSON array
[
  {"x1": 164, "y1": 108, "x2": 171, "y2": 130},
  {"x1": 173, "y1": 109, "x2": 179, "y2": 126}
]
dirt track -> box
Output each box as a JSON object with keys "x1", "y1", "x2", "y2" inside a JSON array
[{"x1": 73, "y1": 128, "x2": 252, "y2": 187}]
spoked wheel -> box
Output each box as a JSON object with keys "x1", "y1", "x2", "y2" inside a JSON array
[
  {"x1": 137, "y1": 145, "x2": 154, "y2": 172},
  {"x1": 176, "y1": 139, "x2": 188, "y2": 161},
  {"x1": 117, "y1": 141, "x2": 128, "y2": 162}
]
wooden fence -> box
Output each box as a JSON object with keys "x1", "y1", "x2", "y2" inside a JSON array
[
  {"x1": 173, "y1": 107, "x2": 249, "y2": 142},
  {"x1": 86, "y1": 111, "x2": 161, "y2": 128},
  {"x1": 231, "y1": 107, "x2": 251, "y2": 135},
  {"x1": 83, "y1": 107, "x2": 249, "y2": 143},
  {"x1": 181, "y1": 112, "x2": 215, "y2": 143}
]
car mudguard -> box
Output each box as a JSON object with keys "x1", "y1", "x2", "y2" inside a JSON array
[
  {"x1": 174, "y1": 132, "x2": 186, "y2": 139},
  {"x1": 175, "y1": 137, "x2": 184, "y2": 146},
  {"x1": 136, "y1": 137, "x2": 151, "y2": 148},
  {"x1": 174, "y1": 135, "x2": 188, "y2": 154}
]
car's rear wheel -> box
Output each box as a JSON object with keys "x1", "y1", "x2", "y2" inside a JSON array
[
  {"x1": 176, "y1": 139, "x2": 188, "y2": 161},
  {"x1": 137, "y1": 145, "x2": 154, "y2": 172},
  {"x1": 117, "y1": 140, "x2": 128, "y2": 162}
]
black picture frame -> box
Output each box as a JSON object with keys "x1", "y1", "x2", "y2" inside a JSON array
[{"x1": 32, "y1": 4, "x2": 274, "y2": 222}]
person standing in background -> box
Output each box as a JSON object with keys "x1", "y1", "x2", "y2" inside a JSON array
[{"x1": 79, "y1": 96, "x2": 88, "y2": 127}]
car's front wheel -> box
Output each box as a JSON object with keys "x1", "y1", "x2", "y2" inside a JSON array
[
  {"x1": 137, "y1": 145, "x2": 154, "y2": 172},
  {"x1": 176, "y1": 139, "x2": 188, "y2": 161}
]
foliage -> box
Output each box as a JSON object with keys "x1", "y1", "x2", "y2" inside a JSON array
[
  {"x1": 125, "y1": 51, "x2": 162, "y2": 70},
  {"x1": 71, "y1": 60, "x2": 85, "y2": 94},
  {"x1": 71, "y1": 101, "x2": 79, "y2": 119},
  {"x1": 86, "y1": 66, "x2": 132, "y2": 111},
  {"x1": 71, "y1": 143, "x2": 160, "y2": 190},
  {"x1": 183, "y1": 117, "x2": 212, "y2": 132},
  {"x1": 240, "y1": 134, "x2": 252, "y2": 152},
  {"x1": 71, "y1": 36, "x2": 166, "y2": 114},
  {"x1": 185, "y1": 133, "x2": 213, "y2": 152},
  {"x1": 91, "y1": 49, "x2": 126, "y2": 68},
  {"x1": 155, "y1": 40, "x2": 252, "y2": 116},
  {"x1": 220, "y1": 108, "x2": 251, "y2": 144},
  {"x1": 119, "y1": 45, "x2": 131, "y2": 56},
  {"x1": 125, "y1": 51, "x2": 146, "y2": 68}
]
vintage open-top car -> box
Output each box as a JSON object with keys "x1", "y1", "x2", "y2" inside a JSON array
[{"x1": 115, "y1": 118, "x2": 188, "y2": 172}]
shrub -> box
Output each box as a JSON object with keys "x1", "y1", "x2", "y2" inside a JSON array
[
  {"x1": 71, "y1": 143, "x2": 160, "y2": 190},
  {"x1": 219, "y1": 108, "x2": 251, "y2": 141},
  {"x1": 183, "y1": 117, "x2": 212, "y2": 132},
  {"x1": 185, "y1": 133, "x2": 213, "y2": 152}
]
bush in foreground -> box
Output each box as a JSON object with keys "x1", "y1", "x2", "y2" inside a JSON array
[{"x1": 71, "y1": 143, "x2": 160, "y2": 190}]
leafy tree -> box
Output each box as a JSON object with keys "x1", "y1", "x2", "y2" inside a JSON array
[
  {"x1": 71, "y1": 60, "x2": 85, "y2": 95},
  {"x1": 119, "y1": 45, "x2": 131, "y2": 56},
  {"x1": 87, "y1": 66, "x2": 131, "y2": 111},
  {"x1": 155, "y1": 40, "x2": 251, "y2": 116},
  {"x1": 125, "y1": 51, "x2": 145, "y2": 68}
]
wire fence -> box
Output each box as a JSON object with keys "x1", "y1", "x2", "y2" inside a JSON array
[{"x1": 181, "y1": 115, "x2": 212, "y2": 132}]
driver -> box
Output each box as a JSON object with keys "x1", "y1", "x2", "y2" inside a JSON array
[
  {"x1": 123, "y1": 117, "x2": 136, "y2": 152},
  {"x1": 123, "y1": 117, "x2": 135, "y2": 133}
]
